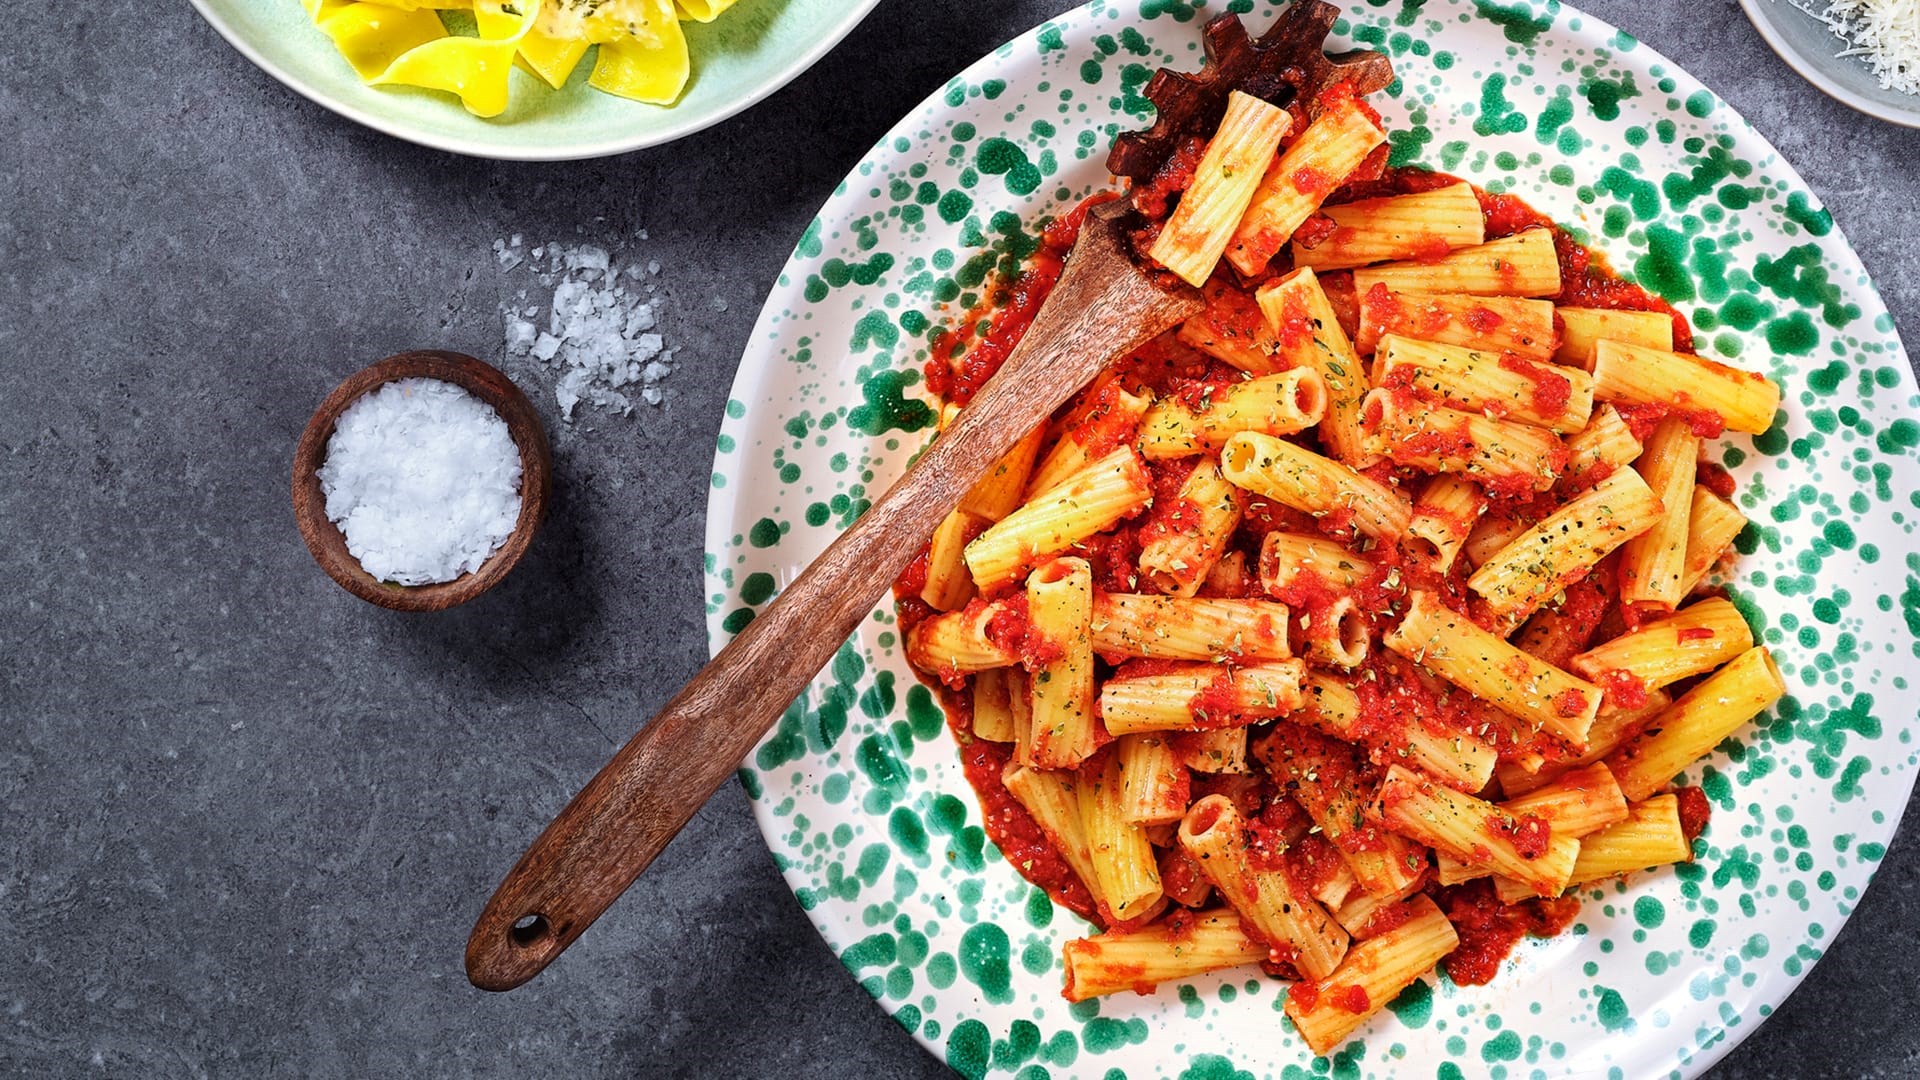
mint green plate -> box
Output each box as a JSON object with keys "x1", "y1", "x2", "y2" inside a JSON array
[
  {"x1": 706, "y1": 1, "x2": 1918, "y2": 1077},
  {"x1": 188, "y1": 0, "x2": 882, "y2": 160}
]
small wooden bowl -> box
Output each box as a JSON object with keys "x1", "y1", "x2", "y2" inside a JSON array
[{"x1": 292, "y1": 350, "x2": 552, "y2": 612}]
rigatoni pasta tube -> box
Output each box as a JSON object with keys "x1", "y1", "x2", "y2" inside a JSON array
[
  {"x1": 970, "y1": 667, "x2": 1016, "y2": 743},
  {"x1": 1501, "y1": 761, "x2": 1630, "y2": 837},
  {"x1": 1002, "y1": 761, "x2": 1103, "y2": 909},
  {"x1": 1467, "y1": 468, "x2": 1664, "y2": 622},
  {"x1": 1283, "y1": 896, "x2": 1456, "y2": 1057},
  {"x1": 1178, "y1": 794, "x2": 1350, "y2": 977},
  {"x1": 1225, "y1": 97, "x2": 1385, "y2": 276},
  {"x1": 1590, "y1": 340, "x2": 1782, "y2": 435},
  {"x1": 1566, "y1": 794, "x2": 1692, "y2": 886},
  {"x1": 1099, "y1": 659, "x2": 1307, "y2": 735},
  {"x1": 1679, "y1": 488, "x2": 1748, "y2": 596},
  {"x1": 1351, "y1": 228, "x2": 1562, "y2": 298},
  {"x1": 1605, "y1": 646, "x2": 1786, "y2": 802},
  {"x1": 958, "y1": 425, "x2": 1046, "y2": 522},
  {"x1": 1221, "y1": 432, "x2": 1412, "y2": 543},
  {"x1": 1061, "y1": 909, "x2": 1268, "y2": 1001},
  {"x1": 1291, "y1": 182, "x2": 1485, "y2": 271},
  {"x1": 921, "y1": 509, "x2": 986, "y2": 612},
  {"x1": 1406, "y1": 474, "x2": 1487, "y2": 572},
  {"x1": 1375, "y1": 764, "x2": 1580, "y2": 898},
  {"x1": 1174, "y1": 728, "x2": 1250, "y2": 773},
  {"x1": 1437, "y1": 762, "x2": 1629, "y2": 884},
  {"x1": 1461, "y1": 510, "x2": 1535, "y2": 569},
  {"x1": 1496, "y1": 689, "x2": 1670, "y2": 798},
  {"x1": 1617, "y1": 416, "x2": 1700, "y2": 607},
  {"x1": 1372, "y1": 334, "x2": 1596, "y2": 432},
  {"x1": 1090, "y1": 593, "x2": 1292, "y2": 662},
  {"x1": 905, "y1": 599, "x2": 1017, "y2": 684},
  {"x1": 1570, "y1": 597, "x2": 1754, "y2": 690},
  {"x1": 1007, "y1": 667, "x2": 1036, "y2": 767},
  {"x1": 1361, "y1": 389, "x2": 1566, "y2": 493},
  {"x1": 1561, "y1": 403, "x2": 1643, "y2": 487},
  {"x1": 1255, "y1": 729, "x2": 1426, "y2": 899},
  {"x1": 1080, "y1": 750, "x2": 1165, "y2": 921},
  {"x1": 1255, "y1": 268, "x2": 1376, "y2": 466},
  {"x1": 1025, "y1": 382, "x2": 1154, "y2": 499},
  {"x1": 1179, "y1": 277, "x2": 1285, "y2": 374},
  {"x1": 1138, "y1": 369, "x2": 1328, "y2": 459},
  {"x1": 1116, "y1": 733, "x2": 1190, "y2": 825},
  {"x1": 1149, "y1": 90, "x2": 1293, "y2": 286},
  {"x1": 1385, "y1": 591, "x2": 1603, "y2": 748},
  {"x1": 1137, "y1": 459, "x2": 1245, "y2": 598},
  {"x1": 1025, "y1": 558, "x2": 1099, "y2": 770},
  {"x1": 1258, "y1": 531, "x2": 1376, "y2": 593},
  {"x1": 1300, "y1": 673, "x2": 1497, "y2": 793},
  {"x1": 965, "y1": 446, "x2": 1152, "y2": 592},
  {"x1": 1554, "y1": 306, "x2": 1674, "y2": 369},
  {"x1": 1354, "y1": 287, "x2": 1556, "y2": 360},
  {"x1": 1301, "y1": 596, "x2": 1371, "y2": 669}
]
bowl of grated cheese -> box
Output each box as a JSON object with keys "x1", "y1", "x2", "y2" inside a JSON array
[
  {"x1": 1740, "y1": 0, "x2": 1920, "y2": 127},
  {"x1": 292, "y1": 351, "x2": 553, "y2": 611}
]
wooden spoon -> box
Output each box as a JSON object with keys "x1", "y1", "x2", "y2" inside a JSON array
[
  {"x1": 466, "y1": 3, "x2": 1391, "y2": 992},
  {"x1": 465, "y1": 200, "x2": 1201, "y2": 991}
]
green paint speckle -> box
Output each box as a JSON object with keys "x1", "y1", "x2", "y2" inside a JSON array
[
  {"x1": 1595, "y1": 987, "x2": 1632, "y2": 1031},
  {"x1": 1474, "y1": 74, "x2": 1528, "y2": 136},
  {"x1": 1474, "y1": 0, "x2": 1552, "y2": 44},
  {"x1": 946, "y1": 1019, "x2": 991, "y2": 1080},
  {"x1": 958, "y1": 923, "x2": 1013, "y2": 1004},
  {"x1": 977, "y1": 137, "x2": 1042, "y2": 195},
  {"x1": 848, "y1": 370, "x2": 934, "y2": 436},
  {"x1": 1387, "y1": 979, "x2": 1433, "y2": 1028},
  {"x1": 1634, "y1": 895, "x2": 1666, "y2": 929}
]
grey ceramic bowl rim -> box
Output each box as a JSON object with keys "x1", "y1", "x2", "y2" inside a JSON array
[{"x1": 1737, "y1": 0, "x2": 1920, "y2": 130}]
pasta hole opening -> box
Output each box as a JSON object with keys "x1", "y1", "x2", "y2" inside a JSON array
[
  {"x1": 1402, "y1": 534, "x2": 1443, "y2": 569},
  {"x1": 1294, "y1": 372, "x2": 1329, "y2": 423}
]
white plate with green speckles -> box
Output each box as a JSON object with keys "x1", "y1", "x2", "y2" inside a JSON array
[{"x1": 704, "y1": 1, "x2": 1920, "y2": 1077}]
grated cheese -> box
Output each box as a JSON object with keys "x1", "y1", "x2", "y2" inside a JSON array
[{"x1": 1813, "y1": 0, "x2": 1920, "y2": 95}]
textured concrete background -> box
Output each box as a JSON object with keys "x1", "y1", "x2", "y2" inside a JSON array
[{"x1": 2, "y1": 1, "x2": 1916, "y2": 1077}]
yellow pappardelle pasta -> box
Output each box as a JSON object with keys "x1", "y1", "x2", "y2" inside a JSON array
[
  {"x1": 301, "y1": 0, "x2": 738, "y2": 116},
  {"x1": 893, "y1": 12, "x2": 1789, "y2": 1060}
]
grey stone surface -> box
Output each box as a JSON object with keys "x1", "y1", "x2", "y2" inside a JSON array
[{"x1": 1, "y1": 1, "x2": 1915, "y2": 1077}]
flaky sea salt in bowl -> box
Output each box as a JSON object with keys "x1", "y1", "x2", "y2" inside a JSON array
[{"x1": 292, "y1": 351, "x2": 552, "y2": 611}]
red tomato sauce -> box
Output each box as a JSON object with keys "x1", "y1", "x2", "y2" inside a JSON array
[
  {"x1": 1673, "y1": 785, "x2": 1713, "y2": 842},
  {"x1": 1437, "y1": 879, "x2": 1581, "y2": 986},
  {"x1": 926, "y1": 193, "x2": 1116, "y2": 406}
]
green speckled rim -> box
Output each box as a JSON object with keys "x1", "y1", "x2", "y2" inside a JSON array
[
  {"x1": 706, "y1": 2, "x2": 1920, "y2": 1077},
  {"x1": 188, "y1": 0, "x2": 883, "y2": 161}
]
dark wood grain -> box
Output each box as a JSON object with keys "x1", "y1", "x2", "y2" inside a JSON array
[
  {"x1": 463, "y1": 201, "x2": 1204, "y2": 992},
  {"x1": 1107, "y1": 4, "x2": 1395, "y2": 186},
  {"x1": 291, "y1": 350, "x2": 552, "y2": 613}
]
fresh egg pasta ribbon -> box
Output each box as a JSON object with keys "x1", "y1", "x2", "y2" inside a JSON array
[
  {"x1": 589, "y1": 0, "x2": 691, "y2": 105},
  {"x1": 370, "y1": 0, "x2": 542, "y2": 118},
  {"x1": 304, "y1": 0, "x2": 736, "y2": 113},
  {"x1": 673, "y1": 0, "x2": 738, "y2": 21},
  {"x1": 305, "y1": 1, "x2": 452, "y2": 81}
]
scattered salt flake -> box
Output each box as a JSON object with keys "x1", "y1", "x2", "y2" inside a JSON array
[{"x1": 497, "y1": 238, "x2": 677, "y2": 420}]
